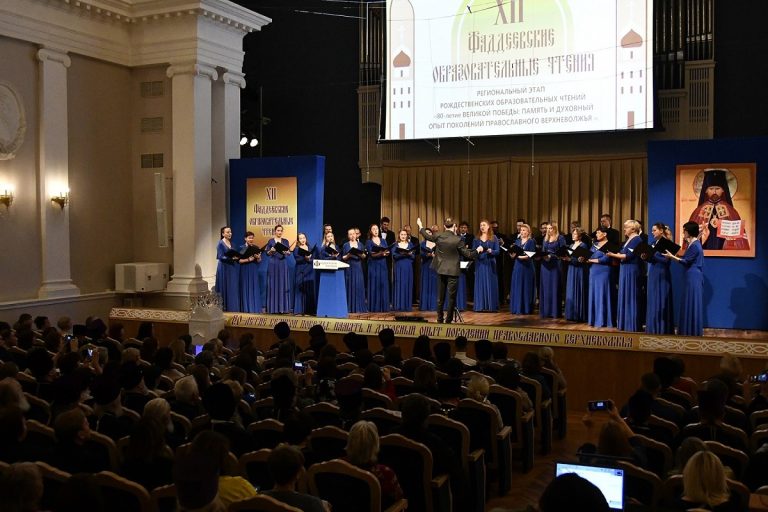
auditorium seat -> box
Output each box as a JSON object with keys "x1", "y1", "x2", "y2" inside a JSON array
[
  {"x1": 308, "y1": 426, "x2": 349, "y2": 463},
  {"x1": 94, "y1": 471, "x2": 152, "y2": 512},
  {"x1": 379, "y1": 433, "x2": 451, "y2": 512},
  {"x1": 703, "y1": 440, "x2": 749, "y2": 480},
  {"x1": 150, "y1": 483, "x2": 177, "y2": 512},
  {"x1": 362, "y1": 388, "x2": 394, "y2": 410},
  {"x1": 519, "y1": 375, "x2": 553, "y2": 454},
  {"x1": 228, "y1": 494, "x2": 303, "y2": 512},
  {"x1": 23, "y1": 393, "x2": 51, "y2": 425},
  {"x1": 308, "y1": 458, "x2": 408, "y2": 512},
  {"x1": 751, "y1": 410, "x2": 768, "y2": 432},
  {"x1": 247, "y1": 419, "x2": 285, "y2": 450},
  {"x1": 360, "y1": 408, "x2": 402, "y2": 436},
  {"x1": 238, "y1": 449, "x2": 274, "y2": 491},
  {"x1": 304, "y1": 402, "x2": 342, "y2": 428},
  {"x1": 540, "y1": 367, "x2": 567, "y2": 439},
  {"x1": 632, "y1": 434, "x2": 673, "y2": 478},
  {"x1": 35, "y1": 461, "x2": 71, "y2": 510},
  {"x1": 617, "y1": 460, "x2": 662, "y2": 509},
  {"x1": 488, "y1": 384, "x2": 535, "y2": 473},
  {"x1": 681, "y1": 421, "x2": 749, "y2": 452}
]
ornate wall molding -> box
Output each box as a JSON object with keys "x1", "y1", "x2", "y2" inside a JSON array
[
  {"x1": 0, "y1": 81, "x2": 26, "y2": 161},
  {"x1": 110, "y1": 307, "x2": 190, "y2": 323},
  {"x1": 166, "y1": 62, "x2": 219, "y2": 81}
]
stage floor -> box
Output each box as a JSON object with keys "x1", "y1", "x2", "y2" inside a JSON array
[{"x1": 348, "y1": 309, "x2": 768, "y2": 341}]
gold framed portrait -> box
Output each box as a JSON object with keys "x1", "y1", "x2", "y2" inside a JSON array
[{"x1": 676, "y1": 163, "x2": 756, "y2": 258}]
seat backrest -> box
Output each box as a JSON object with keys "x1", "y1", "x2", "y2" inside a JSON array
[
  {"x1": 751, "y1": 428, "x2": 768, "y2": 453},
  {"x1": 661, "y1": 474, "x2": 684, "y2": 508},
  {"x1": 304, "y1": 402, "x2": 342, "y2": 428},
  {"x1": 659, "y1": 387, "x2": 693, "y2": 410},
  {"x1": 95, "y1": 471, "x2": 152, "y2": 512},
  {"x1": 36, "y1": 461, "x2": 71, "y2": 511},
  {"x1": 632, "y1": 434, "x2": 673, "y2": 478},
  {"x1": 24, "y1": 393, "x2": 51, "y2": 425},
  {"x1": 150, "y1": 483, "x2": 178, "y2": 512},
  {"x1": 308, "y1": 426, "x2": 349, "y2": 463},
  {"x1": 379, "y1": 434, "x2": 433, "y2": 512},
  {"x1": 426, "y1": 414, "x2": 470, "y2": 473},
  {"x1": 307, "y1": 459, "x2": 382, "y2": 512},
  {"x1": 519, "y1": 375, "x2": 543, "y2": 422},
  {"x1": 488, "y1": 385, "x2": 524, "y2": 442},
  {"x1": 399, "y1": 393, "x2": 442, "y2": 412},
  {"x1": 751, "y1": 410, "x2": 768, "y2": 431},
  {"x1": 727, "y1": 479, "x2": 751, "y2": 511},
  {"x1": 648, "y1": 414, "x2": 679, "y2": 439},
  {"x1": 362, "y1": 388, "x2": 394, "y2": 410},
  {"x1": 228, "y1": 494, "x2": 303, "y2": 512},
  {"x1": 450, "y1": 399, "x2": 500, "y2": 467},
  {"x1": 247, "y1": 419, "x2": 285, "y2": 450},
  {"x1": 360, "y1": 408, "x2": 402, "y2": 436},
  {"x1": 391, "y1": 377, "x2": 414, "y2": 397},
  {"x1": 703, "y1": 440, "x2": 749, "y2": 480},
  {"x1": 617, "y1": 460, "x2": 662, "y2": 508},
  {"x1": 88, "y1": 431, "x2": 120, "y2": 471},
  {"x1": 238, "y1": 449, "x2": 274, "y2": 491}
]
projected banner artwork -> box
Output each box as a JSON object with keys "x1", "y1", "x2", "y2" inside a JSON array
[
  {"x1": 246, "y1": 177, "x2": 298, "y2": 247},
  {"x1": 385, "y1": 0, "x2": 653, "y2": 139}
]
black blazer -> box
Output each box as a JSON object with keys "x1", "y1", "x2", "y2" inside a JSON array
[{"x1": 420, "y1": 228, "x2": 476, "y2": 276}]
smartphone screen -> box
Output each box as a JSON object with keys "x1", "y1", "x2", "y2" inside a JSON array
[{"x1": 588, "y1": 400, "x2": 610, "y2": 412}]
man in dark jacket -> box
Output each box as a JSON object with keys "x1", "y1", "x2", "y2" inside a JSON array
[{"x1": 417, "y1": 217, "x2": 480, "y2": 324}]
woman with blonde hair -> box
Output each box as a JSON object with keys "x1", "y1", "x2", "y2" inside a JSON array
[
  {"x1": 643, "y1": 222, "x2": 675, "y2": 334},
  {"x1": 607, "y1": 220, "x2": 643, "y2": 331},
  {"x1": 345, "y1": 421, "x2": 404, "y2": 508},
  {"x1": 540, "y1": 222, "x2": 566, "y2": 318},
  {"x1": 510, "y1": 223, "x2": 536, "y2": 314},
  {"x1": 467, "y1": 375, "x2": 504, "y2": 430},
  {"x1": 676, "y1": 451, "x2": 740, "y2": 511}
]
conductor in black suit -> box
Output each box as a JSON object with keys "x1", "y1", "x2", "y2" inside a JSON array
[{"x1": 418, "y1": 217, "x2": 481, "y2": 324}]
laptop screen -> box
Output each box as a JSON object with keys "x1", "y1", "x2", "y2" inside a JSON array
[{"x1": 555, "y1": 462, "x2": 624, "y2": 510}]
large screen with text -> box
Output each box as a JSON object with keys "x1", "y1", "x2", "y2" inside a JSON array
[{"x1": 385, "y1": 0, "x2": 654, "y2": 140}]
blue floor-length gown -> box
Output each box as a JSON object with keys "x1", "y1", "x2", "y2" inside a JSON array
[
  {"x1": 265, "y1": 237, "x2": 291, "y2": 314},
  {"x1": 343, "y1": 241, "x2": 368, "y2": 313},
  {"x1": 419, "y1": 241, "x2": 437, "y2": 311},
  {"x1": 645, "y1": 241, "x2": 674, "y2": 334},
  {"x1": 239, "y1": 245, "x2": 262, "y2": 314},
  {"x1": 293, "y1": 246, "x2": 316, "y2": 315},
  {"x1": 565, "y1": 241, "x2": 590, "y2": 322},
  {"x1": 510, "y1": 238, "x2": 536, "y2": 314},
  {"x1": 473, "y1": 237, "x2": 500, "y2": 311},
  {"x1": 588, "y1": 244, "x2": 615, "y2": 327},
  {"x1": 392, "y1": 243, "x2": 415, "y2": 311},
  {"x1": 540, "y1": 236, "x2": 565, "y2": 318},
  {"x1": 366, "y1": 238, "x2": 391, "y2": 312},
  {"x1": 617, "y1": 235, "x2": 642, "y2": 331},
  {"x1": 215, "y1": 239, "x2": 240, "y2": 312},
  {"x1": 678, "y1": 239, "x2": 704, "y2": 336}
]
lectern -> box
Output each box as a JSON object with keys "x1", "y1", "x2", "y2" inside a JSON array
[{"x1": 314, "y1": 260, "x2": 350, "y2": 318}]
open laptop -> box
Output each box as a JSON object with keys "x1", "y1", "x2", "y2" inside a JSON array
[{"x1": 555, "y1": 461, "x2": 624, "y2": 510}]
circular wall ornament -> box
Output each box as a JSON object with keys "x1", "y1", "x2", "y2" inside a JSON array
[{"x1": 0, "y1": 82, "x2": 27, "y2": 161}]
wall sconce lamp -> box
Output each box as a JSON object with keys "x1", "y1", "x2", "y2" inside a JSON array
[
  {"x1": 51, "y1": 189, "x2": 69, "y2": 209},
  {"x1": 0, "y1": 186, "x2": 12, "y2": 209}
]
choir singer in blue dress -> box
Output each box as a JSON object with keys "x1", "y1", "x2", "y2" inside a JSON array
[
  {"x1": 665, "y1": 222, "x2": 704, "y2": 336},
  {"x1": 392, "y1": 229, "x2": 415, "y2": 311},
  {"x1": 215, "y1": 226, "x2": 240, "y2": 311},
  {"x1": 607, "y1": 220, "x2": 643, "y2": 331},
  {"x1": 293, "y1": 233, "x2": 316, "y2": 315},
  {"x1": 509, "y1": 223, "x2": 536, "y2": 315},
  {"x1": 265, "y1": 224, "x2": 292, "y2": 314},
  {"x1": 365, "y1": 224, "x2": 391, "y2": 312},
  {"x1": 587, "y1": 227, "x2": 616, "y2": 327},
  {"x1": 343, "y1": 228, "x2": 368, "y2": 313},
  {"x1": 540, "y1": 222, "x2": 566, "y2": 318},
  {"x1": 419, "y1": 226, "x2": 439, "y2": 311},
  {"x1": 473, "y1": 220, "x2": 500, "y2": 312},
  {"x1": 563, "y1": 227, "x2": 590, "y2": 322},
  {"x1": 643, "y1": 223, "x2": 674, "y2": 334},
  {"x1": 238, "y1": 231, "x2": 262, "y2": 313}
]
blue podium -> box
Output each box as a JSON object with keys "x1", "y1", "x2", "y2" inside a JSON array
[{"x1": 315, "y1": 260, "x2": 349, "y2": 318}]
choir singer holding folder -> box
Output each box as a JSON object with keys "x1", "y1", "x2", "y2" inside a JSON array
[{"x1": 417, "y1": 217, "x2": 481, "y2": 324}]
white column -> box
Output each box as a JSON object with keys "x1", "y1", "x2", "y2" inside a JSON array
[
  {"x1": 37, "y1": 47, "x2": 80, "y2": 299},
  {"x1": 165, "y1": 61, "x2": 218, "y2": 295},
  {"x1": 211, "y1": 69, "x2": 245, "y2": 238}
]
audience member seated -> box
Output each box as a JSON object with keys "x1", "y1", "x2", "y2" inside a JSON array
[
  {"x1": 344, "y1": 420, "x2": 404, "y2": 509},
  {"x1": 433, "y1": 342, "x2": 452, "y2": 372},
  {"x1": 203, "y1": 383, "x2": 254, "y2": 457},
  {"x1": 283, "y1": 411, "x2": 318, "y2": 467},
  {"x1": 747, "y1": 373, "x2": 768, "y2": 416},
  {"x1": 336, "y1": 378, "x2": 364, "y2": 429},
  {"x1": 308, "y1": 324, "x2": 329, "y2": 353},
  {"x1": 412, "y1": 364, "x2": 439, "y2": 399},
  {"x1": 120, "y1": 416, "x2": 174, "y2": 491},
  {"x1": 668, "y1": 437, "x2": 708, "y2": 477},
  {"x1": 538, "y1": 346, "x2": 567, "y2": 390},
  {"x1": 144, "y1": 397, "x2": 185, "y2": 448},
  {"x1": 314, "y1": 358, "x2": 339, "y2": 404},
  {"x1": 411, "y1": 335, "x2": 434, "y2": 363},
  {"x1": 55, "y1": 473, "x2": 106, "y2": 512},
  {"x1": 672, "y1": 451, "x2": 742, "y2": 512},
  {"x1": 467, "y1": 375, "x2": 503, "y2": 429},
  {"x1": 91, "y1": 375, "x2": 135, "y2": 441},
  {"x1": 624, "y1": 389, "x2": 674, "y2": 447},
  {"x1": 171, "y1": 375, "x2": 204, "y2": 421},
  {"x1": 474, "y1": 339, "x2": 494, "y2": 375},
  {"x1": 436, "y1": 359, "x2": 465, "y2": 407},
  {"x1": 376, "y1": 328, "x2": 395, "y2": 356},
  {"x1": 580, "y1": 400, "x2": 648, "y2": 469},
  {"x1": 181, "y1": 431, "x2": 258, "y2": 509},
  {"x1": 263, "y1": 444, "x2": 330, "y2": 511},
  {"x1": 492, "y1": 341, "x2": 513, "y2": 364},
  {"x1": 495, "y1": 363, "x2": 533, "y2": 412},
  {"x1": 362, "y1": 363, "x2": 396, "y2": 401},
  {"x1": 118, "y1": 362, "x2": 152, "y2": 414},
  {"x1": 539, "y1": 473, "x2": 610, "y2": 512},
  {"x1": 383, "y1": 345, "x2": 403, "y2": 369},
  {"x1": 709, "y1": 353, "x2": 746, "y2": 408},
  {"x1": 0, "y1": 461, "x2": 44, "y2": 512},
  {"x1": 397, "y1": 394, "x2": 467, "y2": 507},
  {"x1": 154, "y1": 347, "x2": 184, "y2": 382},
  {"x1": 51, "y1": 408, "x2": 111, "y2": 474},
  {"x1": 453, "y1": 336, "x2": 475, "y2": 367},
  {"x1": 638, "y1": 372, "x2": 685, "y2": 426},
  {"x1": 0, "y1": 406, "x2": 52, "y2": 464},
  {"x1": 521, "y1": 351, "x2": 552, "y2": 401}
]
